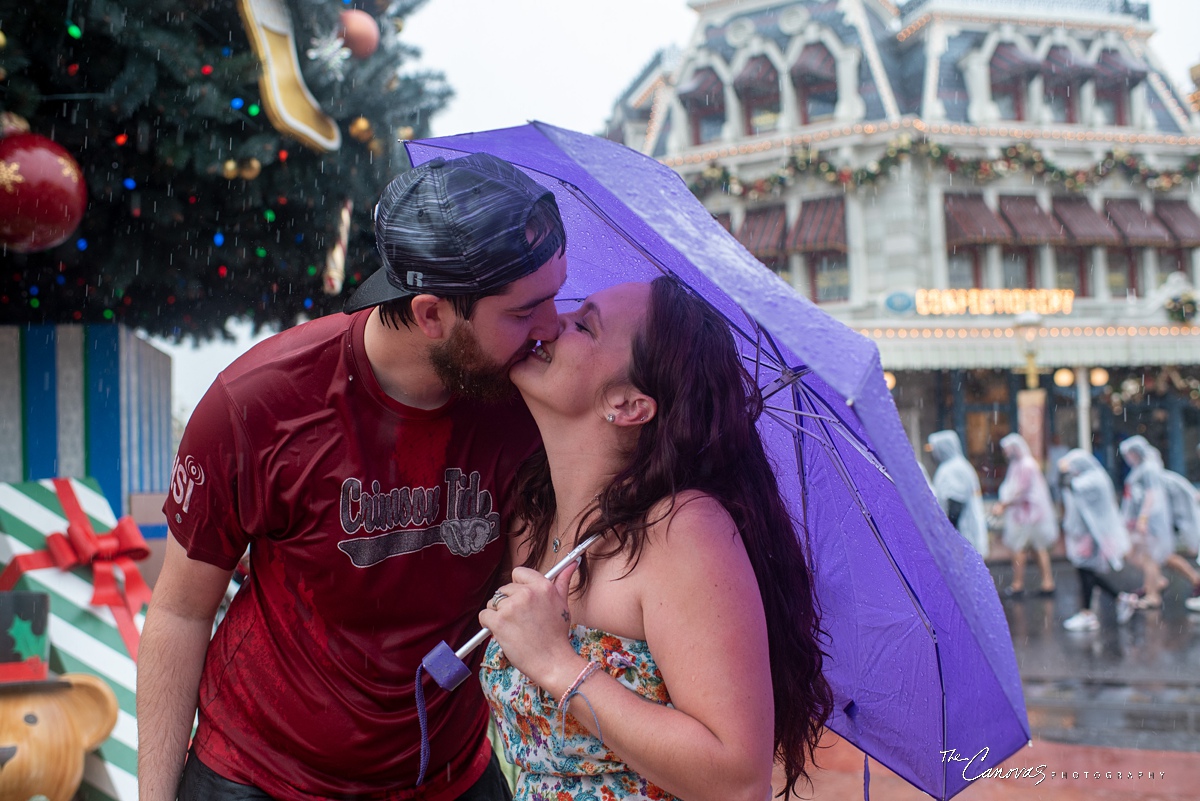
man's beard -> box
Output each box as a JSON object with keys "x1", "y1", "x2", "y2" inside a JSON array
[{"x1": 429, "y1": 321, "x2": 521, "y2": 403}]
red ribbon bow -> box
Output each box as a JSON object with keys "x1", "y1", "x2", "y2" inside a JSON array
[{"x1": 0, "y1": 478, "x2": 152, "y2": 662}]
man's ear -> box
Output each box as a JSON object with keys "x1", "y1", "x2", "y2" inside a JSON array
[{"x1": 409, "y1": 294, "x2": 454, "y2": 340}]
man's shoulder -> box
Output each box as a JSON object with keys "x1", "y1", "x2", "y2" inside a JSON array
[{"x1": 221, "y1": 313, "x2": 354, "y2": 391}]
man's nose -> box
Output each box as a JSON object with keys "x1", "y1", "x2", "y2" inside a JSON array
[{"x1": 529, "y1": 303, "x2": 563, "y2": 342}]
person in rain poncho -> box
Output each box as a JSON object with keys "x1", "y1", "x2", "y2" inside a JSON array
[
  {"x1": 1058, "y1": 450, "x2": 1133, "y2": 631},
  {"x1": 928, "y1": 431, "x2": 988, "y2": 558},
  {"x1": 1119, "y1": 436, "x2": 1200, "y2": 608},
  {"x1": 993, "y1": 433, "x2": 1058, "y2": 598}
]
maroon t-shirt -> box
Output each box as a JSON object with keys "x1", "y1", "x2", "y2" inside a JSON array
[{"x1": 164, "y1": 310, "x2": 539, "y2": 800}]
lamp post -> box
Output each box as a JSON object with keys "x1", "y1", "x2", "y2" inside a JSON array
[{"x1": 1012, "y1": 311, "x2": 1047, "y2": 463}]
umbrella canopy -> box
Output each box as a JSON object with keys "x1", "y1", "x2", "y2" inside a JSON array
[{"x1": 404, "y1": 122, "x2": 1029, "y2": 800}]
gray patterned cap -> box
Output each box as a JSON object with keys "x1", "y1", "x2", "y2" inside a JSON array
[{"x1": 344, "y1": 153, "x2": 564, "y2": 313}]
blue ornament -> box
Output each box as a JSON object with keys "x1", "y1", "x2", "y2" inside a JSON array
[
  {"x1": 303, "y1": 298, "x2": 314, "y2": 309},
  {"x1": 76, "y1": 239, "x2": 88, "y2": 251}
]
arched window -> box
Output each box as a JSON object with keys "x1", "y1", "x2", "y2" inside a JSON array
[
  {"x1": 791, "y1": 43, "x2": 838, "y2": 125},
  {"x1": 677, "y1": 68, "x2": 726, "y2": 146},
  {"x1": 1093, "y1": 49, "x2": 1147, "y2": 126},
  {"x1": 989, "y1": 44, "x2": 1039, "y2": 121},
  {"x1": 734, "y1": 56, "x2": 781, "y2": 136}
]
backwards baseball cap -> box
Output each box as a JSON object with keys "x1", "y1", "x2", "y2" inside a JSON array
[{"x1": 344, "y1": 153, "x2": 565, "y2": 313}]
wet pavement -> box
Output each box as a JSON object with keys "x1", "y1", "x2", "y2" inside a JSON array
[
  {"x1": 992, "y1": 557, "x2": 1200, "y2": 753},
  {"x1": 796, "y1": 555, "x2": 1200, "y2": 799}
]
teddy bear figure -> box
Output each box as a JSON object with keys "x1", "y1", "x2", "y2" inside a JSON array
[{"x1": 0, "y1": 592, "x2": 118, "y2": 801}]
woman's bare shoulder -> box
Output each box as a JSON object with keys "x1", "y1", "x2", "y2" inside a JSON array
[{"x1": 643, "y1": 490, "x2": 742, "y2": 564}]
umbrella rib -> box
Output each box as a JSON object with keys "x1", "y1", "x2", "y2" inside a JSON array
[
  {"x1": 763, "y1": 405, "x2": 891, "y2": 480},
  {"x1": 793, "y1": 391, "x2": 937, "y2": 640}
]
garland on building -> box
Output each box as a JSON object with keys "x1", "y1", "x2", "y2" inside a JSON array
[
  {"x1": 1164, "y1": 291, "x2": 1198, "y2": 325},
  {"x1": 688, "y1": 135, "x2": 1200, "y2": 200}
]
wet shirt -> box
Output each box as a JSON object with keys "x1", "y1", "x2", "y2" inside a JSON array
[
  {"x1": 480, "y1": 625, "x2": 678, "y2": 801},
  {"x1": 165, "y1": 310, "x2": 540, "y2": 800}
]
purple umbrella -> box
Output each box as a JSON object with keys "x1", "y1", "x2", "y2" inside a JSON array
[{"x1": 405, "y1": 122, "x2": 1029, "y2": 800}]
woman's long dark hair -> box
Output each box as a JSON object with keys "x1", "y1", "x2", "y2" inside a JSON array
[{"x1": 512, "y1": 276, "x2": 833, "y2": 797}]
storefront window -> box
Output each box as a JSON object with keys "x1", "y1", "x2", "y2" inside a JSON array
[
  {"x1": 1094, "y1": 87, "x2": 1127, "y2": 126},
  {"x1": 1044, "y1": 84, "x2": 1076, "y2": 123},
  {"x1": 1002, "y1": 247, "x2": 1034, "y2": 289},
  {"x1": 1107, "y1": 248, "x2": 1137, "y2": 297},
  {"x1": 799, "y1": 81, "x2": 837, "y2": 124},
  {"x1": 1159, "y1": 248, "x2": 1188, "y2": 278},
  {"x1": 947, "y1": 248, "x2": 980, "y2": 288},
  {"x1": 810, "y1": 251, "x2": 849, "y2": 303},
  {"x1": 992, "y1": 81, "x2": 1025, "y2": 121},
  {"x1": 694, "y1": 112, "x2": 724, "y2": 145},
  {"x1": 1055, "y1": 247, "x2": 1089, "y2": 295}
]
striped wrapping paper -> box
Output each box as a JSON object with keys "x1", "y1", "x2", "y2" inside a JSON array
[
  {"x1": 0, "y1": 324, "x2": 172, "y2": 523},
  {"x1": 0, "y1": 477, "x2": 141, "y2": 801}
]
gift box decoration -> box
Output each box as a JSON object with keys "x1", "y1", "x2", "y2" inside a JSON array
[
  {"x1": 0, "y1": 323, "x2": 172, "y2": 523},
  {"x1": 0, "y1": 477, "x2": 144, "y2": 801}
]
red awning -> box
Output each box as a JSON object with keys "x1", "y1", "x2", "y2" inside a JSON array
[
  {"x1": 787, "y1": 196, "x2": 846, "y2": 253},
  {"x1": 1052, "y1": 198, "x2": 1122, "y2": 246},
  {"x1": 998, "y1": 196, "x2": 1068, "y2": 246},
  {"x1": 791, "y1": 43, "x2": 837, "y2": 85},
  {"x1": 734, "y1": 56, "x2": 780, "y2": 99},
  {"x1": 944, "y1": 194, "x2": 1012, "y2": 247},
  {"x1": 1106, "y1": 199, "x2": 1174, "y2": 247},
  {"x1": 737, "y1": 206, "x2": 787, "y2": 258},
  {"x1": 714, "y1": 212, "x2": 732, "y2": 233},
  {"x1": 1042, "y1": 46, "x2": 1095, "y2": 86},
  {"x1": 1094, "y1": 49, "x2": 1148, "y2": 90},
  {"x1": 677, "y1": 68, "x2": 724, "y2": 108},
  {"x1": 1155, "y1": 200, "x2": 1200, "y2": 247},
  {"x1": 990, "y1": 43, "x2": 1042, "y2": 84}
]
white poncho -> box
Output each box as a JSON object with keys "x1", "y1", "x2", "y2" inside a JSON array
[{"x1": 928, "y1": 430, "x2": 988, "y2": 558}]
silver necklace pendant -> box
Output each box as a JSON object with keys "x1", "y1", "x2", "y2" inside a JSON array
[{"x1": 552, "y1": 537, "x2": 561, "y2": 553}]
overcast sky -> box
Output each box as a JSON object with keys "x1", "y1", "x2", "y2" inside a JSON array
[{"x1": 155, "y1": 0, "x2": 1200, "y2": 420}]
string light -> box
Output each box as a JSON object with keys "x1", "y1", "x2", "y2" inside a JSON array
[
  {"x1": 201, "y1": 64, "x2": 214, "y2": 76},
  {"x1": 230, "y1": 97, "x2": 245, "y2": 110},
  {"x1": 115, "y1": 134, "x2": 128, "y2": 146},
  {"x1": 213, "y1": 233, "x2": 225, "y2": 246},
  {"x1": 66, "y1": 22, "x2": 82, "y2": 39}
]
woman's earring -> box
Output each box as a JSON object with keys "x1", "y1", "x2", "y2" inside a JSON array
[{"x1": 606, "y1": 414, "x2": 615, "y2": 423}]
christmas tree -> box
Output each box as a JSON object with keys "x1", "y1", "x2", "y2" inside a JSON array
[{"x1": 0, "y1": 0, "x2": 451, "y2": 340}]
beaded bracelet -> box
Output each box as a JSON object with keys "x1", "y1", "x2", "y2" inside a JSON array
[{"x1": 557, "y1": 660, "x2": 603, "y2": 747}]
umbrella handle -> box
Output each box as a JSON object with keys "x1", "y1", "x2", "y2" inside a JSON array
[{"x1": 422, "y1": 533, "x2": 603, "y2": 690}]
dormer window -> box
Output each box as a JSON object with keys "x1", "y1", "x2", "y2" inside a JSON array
[
  {"x1": 1042, "y1": 46, "x2": 1094, "y2": 124},
  {"x1": 989, "y1": 44, "x2": 1040, "y2": 121},
  {"x1": 791, "y1": 44, "x2": 838, "y2": 125},
  {"x1": 678, "y1": 68, "x2": 726, "y2": 146},
  {"x1": 735, "y1": 56, "x2": 781, "y2": 136},
  {"x1": 1093, "y1": 49, "x2": 1148, "y2": 126}
]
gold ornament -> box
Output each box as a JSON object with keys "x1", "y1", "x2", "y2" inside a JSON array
[
  {"x1": 239, "y1": 157, "x2": 262, "y2": 180},
  {"x1": 349, "y1": 116, "x2": 374, "y2": 142},
  {"x1": 393, "y1": 18, "x2": 404, "y2": 34},
  {"x1": 0, "y1": 30, "x2": 7, "y2": 49},
  {"x1": 222, "y1": 159, "x2": 239, "y2": 180},
  {"x1": 397, "y1": 126, "x2": 414, "y2": 142}
]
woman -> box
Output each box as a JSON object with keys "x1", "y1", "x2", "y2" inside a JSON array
[
  {"x1": 478, "y1": 278, "x2": 832, "y2": 801},
  {"x1": 1058, "y1": 450, "x2": 1132, "y2": 631},
  {"x1": 993, "y1": 433, "x2": 1057, "y2": 598},
  {"x1": 1119, "y1": 436, "x2": 1200, "y2": 608},
  {"x1": 927, "y1": 430, "x2": 989, "y2": 558}
]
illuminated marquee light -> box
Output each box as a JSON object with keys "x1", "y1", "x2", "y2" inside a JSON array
[{"x1": 915, "y1": 289, "x2": 1075, "y2": 317}]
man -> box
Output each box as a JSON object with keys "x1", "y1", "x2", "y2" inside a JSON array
[{"x1": 138, "y1": 153, "x2": 568, "y2": 800}]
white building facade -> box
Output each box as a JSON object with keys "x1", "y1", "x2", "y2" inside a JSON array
[{"x1": 606, "y1": 0, "x2": 1200, "y2": 491}]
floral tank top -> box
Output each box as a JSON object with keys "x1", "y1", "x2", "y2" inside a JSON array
[{"x1": 480, "y1": 625, "x2": 678, "y2": 801}]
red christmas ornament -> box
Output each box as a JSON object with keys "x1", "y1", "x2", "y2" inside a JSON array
[
  {"x1": 339, "y1": 10, "x2": 380, "y2": 59},
  {"x1": 0, "y1": 133, "x2": 88, "y2": 253}
]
